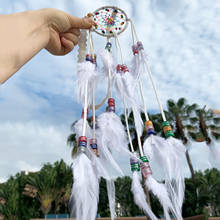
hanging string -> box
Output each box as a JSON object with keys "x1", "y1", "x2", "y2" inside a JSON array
[
  {"x1": 107, "y1": 37, "x2": 113, "y2": 99},
  {"x1": 123, "y1": 97, "x2": 135, "y2": 153},
  {"x1": 82, "y1": 80, "x2": 88, "y2": 136},
  {"x1": 82, "y1": 30, "x2": 93, "y2": 136},
  {"x1": 130, "y1": 20, "x2": 167, "y2": 122}
]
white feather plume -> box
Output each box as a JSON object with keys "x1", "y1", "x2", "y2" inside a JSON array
[
  {"x1": 107, "y1": 179, "x2": 116, "y2": 220},
  {"x1": 131, "y1": 171, "x2": 158, "y2": 220},
  {"x1": 70, "y1": 153, "x2": 99, "y2": 220},
  {"x1": 73, "y1": 118, "x2": 92, "y2": 139},
  {"x1": 77, "y1": 61, "x2": 98, "y2": 105},
  {"x1": 97, "y1": 112, "x2": 136, "y2": 158},
  {"x1": 99, "y1": 49, "x2": 114, "y2": 75},
  {"x1": 145, "y1": 175, "x2": 175, "y2": 220},
  {"x1": 143, "y1": 135, "x2": 184, "y2": 220}
]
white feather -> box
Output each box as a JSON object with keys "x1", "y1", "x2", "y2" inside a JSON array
[
  {"x1": 74, "y1": 118, "x2": 92, "y2": 139},
  {"x1": 131, "y1": 171, "x2": 158, "y2": 220},
  {"x1": 132, "y1": 105, "x2": 144, "y2": 136},
  {"x1": 99, "y1": 49, "x2": 114, "y2": 75},
  {"x1": 87, "y1": 145, "x2": 111, "y2": 180},
  {"x1": 97, "y1": 112, "x2": 136, "y2": 158},
  {"x1": 107, "y1": 179, "x2": 116, "y2": 220},
  {"x1": 77, "y1": 62, "x2": 98, "y2": 105},
  {"x1": 70, "y1": 153, "x2": 99, "y2": 220},
  {"x1": 145, "y1": 175, "x2": 175, "y2": 220},
  {"x1": 143, "y1": 135, "x2": 184, "y2": 220}
]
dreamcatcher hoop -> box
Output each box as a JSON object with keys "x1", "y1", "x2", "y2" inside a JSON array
[{"x1": 91, "y1": 6, "x2": 129, "y2": 37}]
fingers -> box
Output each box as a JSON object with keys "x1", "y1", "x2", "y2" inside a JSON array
[
  {"x1": 60, "y1": 32, "x2": 79, "y2": 45},
  {"x1": 68, "y1": 15, "x2": 95, "y2": 29},
  {"x1": 60, "y1": 37, "x2": 75, "y2": 55}
]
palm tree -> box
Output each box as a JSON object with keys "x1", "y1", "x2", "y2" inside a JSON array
[
  {"x1": 166, "y1": 98, "x2": 198, "y2": 179},
  {"x1": 67, "y1": 121, "x2": 78, "y2": 158},
  {"x1": 0, "y1": 177, "x2": 19, "y2": 220},
  {"x1": 27, "y1": 165, "x2": 56, "y2": 216},
  {"x1": 53, "y1": 160, "x2": 73, "y2": 214},
  {"x1": 194, "y1": 168, "x2": 220, "y2": 216},
  {"x1": 189, "y1": 106, "x2": 220, "y2": 145}
]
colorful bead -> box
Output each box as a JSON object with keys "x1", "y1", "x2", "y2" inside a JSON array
[
  {"x1": 91, "y1": 54, "x2": 97, "y2": 65},
  {"x1": 78, "y1": 136, "x2": 87, "y2": 143},
  {"x1": 130, "y1": 157, "x2": 140, "y2": 172},
  {"x1": 140, "y1": 155, "x2": 149, "y2": 163},
  {"x1": 116, "y1": 64, "x2": 123, "y2": 73},
  {"x1": 90, "y1": 138, "x2": 99, "y2": 156},
  {"x1": 105, "y1": 42, "x2": 112, "y2": 52},
  {"x1": 140, "y1": 162, "x2": 152, "y2": 179},
  {"x1": 132, "y1": 44, "x2": 139, "y2": 55},
  {"x1": 137, "y1": 41, "x2": 144, "y2": 51},
  {"x1": 162, "y1": 121, "x2": 174, "y2": 138},
  {"x1": 121, "y1": 64, "x2": 129, "y2": 73},
  {"x1": 78, "y1": 136, "x2": 87, "y2": 153},
  {"x1": 107, "y1": 98, "x2": 115, "y2": 112},
  {"x1": 85, "y1": 54, "x2": 91, "y2": 61},
  {"x1": 145, "y1": 120, "x2": 156, "y2": 135}
]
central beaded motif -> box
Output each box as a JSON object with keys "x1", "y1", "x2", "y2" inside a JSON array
[{"x1": 106, "y1": 16, "x2": 115, "y2": 26}]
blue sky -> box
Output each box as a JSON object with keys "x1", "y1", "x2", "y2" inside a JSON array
[{"x1": 0, "y1": 0, "x2": 220, "y2": 182}]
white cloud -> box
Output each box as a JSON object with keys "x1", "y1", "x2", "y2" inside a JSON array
[{"x1": 0, "y1": 121, "x2": 72, "y2": 182}]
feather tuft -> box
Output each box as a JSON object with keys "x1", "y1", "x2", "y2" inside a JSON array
[{"x1": 131, "y1": 171, "x2": 158, "y2": 220}]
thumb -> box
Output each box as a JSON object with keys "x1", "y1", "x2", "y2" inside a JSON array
[{"x1": 69, "y1": 16, "x2": 94, "y2": 29}]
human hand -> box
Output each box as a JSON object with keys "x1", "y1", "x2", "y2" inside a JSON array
[{"x1": 42, "y1": 8, "x2": 94, "y2": 55}]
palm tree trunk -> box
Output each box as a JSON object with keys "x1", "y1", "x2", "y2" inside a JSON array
[{"x1": 185, "y1": 150, "x2": 195, "y2": 181}]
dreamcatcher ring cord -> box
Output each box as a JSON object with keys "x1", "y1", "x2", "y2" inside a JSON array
[
  {"x1": 130, "y1": 20, "x2": 167, "y2": 121},
  {"x1": 123, "y1": 97, "x2": 135, "y2": 153}
]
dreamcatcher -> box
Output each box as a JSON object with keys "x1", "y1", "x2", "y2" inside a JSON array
[{"x1": 69, "y1": 6, "x2": 185, "y2": 220}]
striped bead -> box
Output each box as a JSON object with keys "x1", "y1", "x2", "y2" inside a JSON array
[
  {"x1": 108, "y1": 98, "x2": 115, "y2": 112},
  {"x1": 140, "y1": 162, "x2": 152, "y2": 179},
  {"x1": 145, "y1": 120, "x2": 156, "y2": 135},
  {"x1": 132, "y1": 44, "x2": 139, "y2": 55},
  {"x1": 162, "y1": 121, "x2": 174, "y2": 138},
  {"x1": 137, "y1": 41, "x2": 144, "y2": 51}
]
